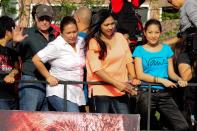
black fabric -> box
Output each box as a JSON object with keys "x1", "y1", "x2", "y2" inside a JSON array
[
  {"x1": 111, "y1": 0, "x2": 143, "y2": 42},
  {"x1": 0, "y1": 45, "x2": 18, "y2": 79},
  {"x1": 16, "y1": 27, "x2": 55, "y2": 79},
  {"x1": 174, "y1": 52, "x2": 197, "y2": 130},
  {"x1": 91, "y1": 94, "x2": 131, "y2": 114},
  {"x1": 112, "y1": 1, "x2": 137, "y2": 38},
  {"x1": 137, "y1": 92, "x2": 189, "y2": 130},
  {"x1": 0, "y1": 45, "x2": 18, "y2": 99},
  {"x1": 177, "y1": 52, "x2": 191, "y2": 65}
]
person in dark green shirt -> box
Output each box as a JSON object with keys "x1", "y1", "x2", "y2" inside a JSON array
[{"x1": 15, "y1": 4, "x2": 56, "y2": 111}]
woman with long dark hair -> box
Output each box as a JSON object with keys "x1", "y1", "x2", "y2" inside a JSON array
[{"x1": 86, "y1": 9, "x2": 140, "y2": 113}]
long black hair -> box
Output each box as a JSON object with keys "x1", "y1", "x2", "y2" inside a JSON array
[{"x1": 86, "y1": 9, "x2": 113, "y2": 60}]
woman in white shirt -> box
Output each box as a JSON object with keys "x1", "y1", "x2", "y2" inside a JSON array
[{"x1": 32, "y1": 16, "x2": 86, "y2": 112}]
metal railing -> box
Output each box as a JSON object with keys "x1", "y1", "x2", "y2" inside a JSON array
[{"x1": 1, "y1": 80, "x2": 197, "y2": 131}]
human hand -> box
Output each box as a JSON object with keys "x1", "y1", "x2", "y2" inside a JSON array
[
  {"x1": 4, "y1": 75, "x2": 15, "y2": 84},
  {"x1": 46, "y1": 75, "x2": 59, "y2": 86},
  {"x1": 128, "y1": 78, "x2": 141, "y2": 86},
  {"x1": 12, "y1": 25, "x2": 28, "y2": 43},
  {"x1": 114, "y1": 82, "x2": 127, "y2": 92},
  {"x1": 124, "y1": 85, "x2": 138, "y2": 95},
  {"x1": 177, "y1": 80, "x2": 188, "y2": 87},
  {"x1": 114, "y1": 82, "x2": 137, "y2": 95},
  {"x1": 158, "y1": 78, "x2": 177, "y2": 88}
]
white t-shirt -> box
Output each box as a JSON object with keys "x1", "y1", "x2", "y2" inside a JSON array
[{"x1": 37, "y1": 35, "x2": 86, "y2": 106}]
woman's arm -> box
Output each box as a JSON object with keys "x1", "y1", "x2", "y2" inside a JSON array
[
  {"x1": 32, "y1": 55, "x2": 58, "y2": 86},
  {"x1": 134, "y1": 57, "x2": 155, "y2": 82},
  {"x1": 126, "y1": 62, "x2": 141, "y2": 85},
  {"x1": 163, "y1": 36, "x2": 181, "y2": 45},
  {"x1": 95, "y1": 70, "x2": 126, "y2": 91},
  {"x1": 127, "y1": 62, "x2": 136, "y2": 79},
  {"x1": 87, "y1": 45, "x2": 136, "y2": 95},
  {"x1": 178, "y1": 63, "x2": 192, "y2": 81},
  {"x1": 95, "y1": 69, "x2": 136, "y2": 95},
  {"x1": 168, "y1": 58, "x2": 183, "y2": 81},
  {"x1": 168, "y1": 58, "x2": 188, "y2": 87}
]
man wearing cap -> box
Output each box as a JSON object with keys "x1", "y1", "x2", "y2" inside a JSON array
[{"x1": 16, "y1": 4, "x2": 56, "y2": 111}]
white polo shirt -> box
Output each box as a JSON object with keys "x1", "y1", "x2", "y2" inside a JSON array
[{"x1": 37, "y1": 35, "x2": 86, "y2": 106}]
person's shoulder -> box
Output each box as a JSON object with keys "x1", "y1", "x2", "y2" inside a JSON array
[
  {"x1": 184, "y1": 0, "x2": 197, "y2": 8},
  {"x1": 161, "y1": 43, "x2": 172, "y2": 50},
  {"x1": 133, "y1": 45, "x2": 143, "y2": 54},
  {"x1": 132, "y1": 45, "x2": 143, "y2": 57},
  {"x1": 49, "y1": 35, "x2": 63, "y2": 45},
  {"x1": 187, "y1": 0, "x2": 197, "y2": 4},
  {"x1": 77, "y1": 35, "x2": 85, "y2": 41},
  {"x1": 114, "y1": 32, "x2": 124, "y2": 38},
  {"x1": 88, "y1": 38, "x2": 100, "y2": 50},
  {"x1": 161, "y1": 43, "x2": 173, "y2": 56},
  {"x1": 135, "y1": 45, "x2": 143, "y2": 50},
  {"x1": 78, "y1": 32, "x2": 88, "y2": 38},
  {"x1": 114, "y1": 32, "x2": 128, "y2": 46}
]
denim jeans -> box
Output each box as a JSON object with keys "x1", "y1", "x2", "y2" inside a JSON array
[
  {"x1": 0, "y1": 98, "x2": 18, "y2": 110},
  {"x1": 137, "y1": 91, "x2": 189, "y2": 131},
  {"x1": 19, "y1": 75, "x2": 48, "y2": 111},
  {"x1": 91, "y1": 94, "x2": 130, "y2": 114},
  {"x1": 0, "y1": 82, "x2": 18, "y2": 110},
  {"x1": 48, "y1": 95, "x2": 79, "y2": 112}
]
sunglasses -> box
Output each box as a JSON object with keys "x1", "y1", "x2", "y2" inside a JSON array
[{"x1": 38, "y1": 16, "x2": 52, "y2": 21}]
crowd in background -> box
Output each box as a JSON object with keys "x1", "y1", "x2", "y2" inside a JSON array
[{"x1": 0, "y1": 0, "x2": 196, "y2": 130}]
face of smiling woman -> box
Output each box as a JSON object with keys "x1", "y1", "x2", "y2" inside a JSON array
[
  {"x1": 100, "y1": 16, "x2": 116, "y2": 39},
  {"x1": 144, "y1": 24, "x2": 161, "y2": 46}
]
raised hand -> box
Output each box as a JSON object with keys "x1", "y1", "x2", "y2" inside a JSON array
[{"x1": 12, "y1": 25, "x2": 28, "y2": 43}]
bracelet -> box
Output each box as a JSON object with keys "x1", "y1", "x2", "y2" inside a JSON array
[
  {"x1": 154, "y1": 77, "x2": 156, "y2": 83},
  {"x1": 154, "y1": 77, "x2": 159, "y2": 83}
]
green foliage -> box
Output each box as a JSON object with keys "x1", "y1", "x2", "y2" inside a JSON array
[
  {"x1": 160, "y1": 29, "x2": 178, "y2": 40},
  {"x1": 0, "y1": 0, "x2": 10, "y2": 7},
  {"x1": 53, "y1": 2, "x2": 77, "y2": 22},
  {"x1": 0, "y1": 0, "x2": 17, "y2": 15},
  {"x1": 82, "y1": 0, "x2": 105, "y2": 6},
  {"x1": 162, "y1": 12, "x2": 180, "y2": 20},
  {"x1": 53, "y1": 0, "x2": 105, "y2": 23}
]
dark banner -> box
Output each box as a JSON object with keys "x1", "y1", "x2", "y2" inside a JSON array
[{"x1": 0, "y1": 110, "x2": 140, "y2": 131}]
